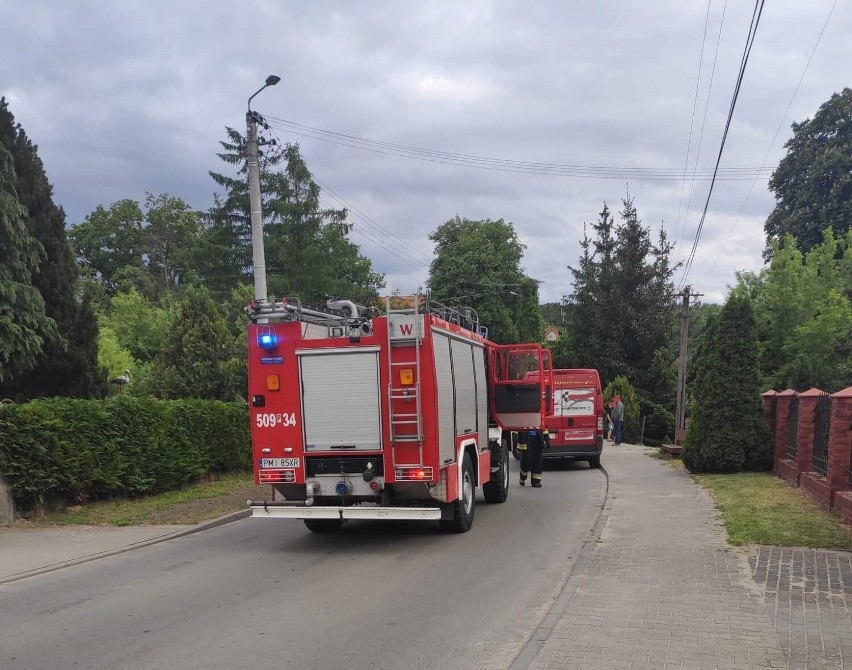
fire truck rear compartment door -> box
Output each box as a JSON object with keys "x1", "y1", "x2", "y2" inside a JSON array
[{"x1": 299, "y1": 349, "x2": 382, "y2": 451}]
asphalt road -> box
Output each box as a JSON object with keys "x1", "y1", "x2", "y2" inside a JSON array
[{"x1": 1, "y1": 460, "x2": 605, "y2": 670}]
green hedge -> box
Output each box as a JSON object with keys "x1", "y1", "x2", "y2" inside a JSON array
[{"x1": 0, "y1": 397, "x2": 251, "y2": 509}]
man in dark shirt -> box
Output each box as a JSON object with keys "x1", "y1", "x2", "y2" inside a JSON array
[{"x1": 611, "y1": 395, "x2": 624, "y2": 446}]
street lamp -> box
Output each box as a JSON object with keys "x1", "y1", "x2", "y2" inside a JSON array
[
  {"x1": 248, "y1": 74, "x2": 281, "y2": 111},
  {"x1": 246, "y1": 74, "x2": 280, "y2": 303}
]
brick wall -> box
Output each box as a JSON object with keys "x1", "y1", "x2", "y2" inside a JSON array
[{"x1": 772, "y1": 387, "x2": 852, "y2": 522}]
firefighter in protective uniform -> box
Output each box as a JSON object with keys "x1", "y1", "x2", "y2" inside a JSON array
[{"x1": 518, "y1": 426, "x2": 550, "y2": 487}]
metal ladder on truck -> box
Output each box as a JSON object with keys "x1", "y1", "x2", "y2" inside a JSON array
[{"x1": 385, "y1": 296, "x2": 424, "y2": 467}]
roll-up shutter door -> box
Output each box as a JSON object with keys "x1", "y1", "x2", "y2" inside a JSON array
[
  {"x1": 432, "y1": 332, "x2": 456, "y2": 464},
  {"x1": 472, "y1": 345, "x2": 488, "y2": 448},
  {"x1": 451, "y1": 339, "x2": 477, "y2": 439},
  {"x1": 299, "y1": 350, "x2": 382, "y2": 451}
]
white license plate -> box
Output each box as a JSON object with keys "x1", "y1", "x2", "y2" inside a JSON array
[{"x1": 259, "y1": 458, "x2": 300, "y2": 468}]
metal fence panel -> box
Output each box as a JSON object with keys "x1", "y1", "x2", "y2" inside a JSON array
[
  {"x1": 786, "y1": 397, "x2": 799, "y2": 460},
  {"x1": 812, "y1": 393, "x2": 831, "y2": 476}
]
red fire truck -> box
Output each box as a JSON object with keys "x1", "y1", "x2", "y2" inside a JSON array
[{"x1": 246, "y1": 295, "x2": 553, "y2": 533}]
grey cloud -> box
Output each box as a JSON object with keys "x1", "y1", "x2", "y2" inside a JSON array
[{"x1": 2, "y1": 0, "x2": 850, "y2": 305}]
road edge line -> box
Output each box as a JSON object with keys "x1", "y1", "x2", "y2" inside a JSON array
[{"x1": 0, "y1": 509, "x2": 251, "y2": 585}]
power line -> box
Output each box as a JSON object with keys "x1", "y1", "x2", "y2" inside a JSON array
[
  {"x1": 262, "y1": 123, "x2": 433, "y2": 272},
  {"x1": 315, "y1": 193, "x2": 432, "y2": 272},
  {"x1": 677, "y1": 0, "x2": 766, "y2": 290},
  {"x1": 262, "y1": 116, "x2": 775, "y2": 182},
  {"x1": 676, "y1": 0, "x2": 729, "y2": 269},
  {"x1": 698, "y1": 0, "x2": 839, "y2": 293},
  {"x1": 309, "y1": 173, "x2": 433, "y2": 266},
  {"x1": 674, "y1": 0, "x2": 713, "y2": 256}
]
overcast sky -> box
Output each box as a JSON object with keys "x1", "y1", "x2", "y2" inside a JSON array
[{"x1": 2, "y1": 0, "x2": 849, "y2": 305}]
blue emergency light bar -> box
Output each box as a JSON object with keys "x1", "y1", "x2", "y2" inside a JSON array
[{"x1": 258, "y1": 332, "x2": 278, "y2": 350}]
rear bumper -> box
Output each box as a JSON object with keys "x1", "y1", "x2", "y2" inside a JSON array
[
  {"x1": 249, "y1": 501, "x2": 442, "y2": 521},
  {"x1": 544, "y1": 444, "x2": 602, "y2": 459}
]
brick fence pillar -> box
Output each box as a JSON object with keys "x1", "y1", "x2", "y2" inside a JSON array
[
  {"x1": 773, "y1": 389, "x2": 798, "y2": 484},
  {"x1": 828, "y1": 388, "x2": 852, "y2": 521}
]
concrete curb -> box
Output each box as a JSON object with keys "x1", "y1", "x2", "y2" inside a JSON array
[
  {"x1": 508, "y1": 463, "x2": 614, "y2": 670},
  {"x1": 0, "y1": 508, "x2": 251, "y2": 585}
]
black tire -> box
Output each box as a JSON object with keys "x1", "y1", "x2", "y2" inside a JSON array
[
  {"x1": 440, "y1": 452, "x2": 476, "y2": 533},
  {"x1": 483, "y1": 440, "x2": 510, "y2": 504},
  {"x1": 303, "y1": 518, "x2": 344, "y2": 533},
  {"x1": 587, "y1": 455, "x2": 601, "y2": 468}
]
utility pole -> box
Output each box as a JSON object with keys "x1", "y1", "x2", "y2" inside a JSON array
[
  {"x1": 674, "y1": 286, "x2": 702, "y2": 444},
  {"x1": 246, "y1": 74, "x2": 280, "y2": 304}
]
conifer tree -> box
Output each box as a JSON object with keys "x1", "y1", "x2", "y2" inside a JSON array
[
  {"x1": 0, "y1": 143, "x2": 54, "y2": 381},
  {"x1": 682, "y1": 294, "x2": 772, "y2": 472},
  {"x1": 150, "y1": 286, "x2": 239, "y2": 400},
  {"x1": 198, "y1": 129, "x2": 383, "y2": 303},
  {"x1": 566, "y1": 196, "x2": 677, "y2": 401},
  {"x1": 0, "y1": 98, "x2": 103, "y2": 398}
]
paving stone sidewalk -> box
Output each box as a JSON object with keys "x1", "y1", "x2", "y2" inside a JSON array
[
  {"x1": 749, "y1": 546, "x2": 852, "y2": 668},
  {"x1": 526, "y1": 444, "x2": 799, "y2": 670}
]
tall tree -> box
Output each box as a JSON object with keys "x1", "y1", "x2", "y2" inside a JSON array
[
  {"x1": 566, "y1": 196, "x2": 677, "y2": 402},
  {"x1": 740, "y1": 229, "x2": 852, "y2": 392},
  {"x1": 765, "y1": 88, "x2": 852, "y2": 257},
  {"x1": 70, "y1": 194, "x2": 202, "y2": 303},
  {"x1": 199, "y1": 129, "x2": 383, "y2": 303},
  {"x1": 0, "y1": 98, "x2": 103, "y2": 398},
  {"x1": 0, "y1": 143, "x2": 54, "y2": 382},
  {"x1": 682, "y1": 294, "x2": 771, "y2": 472},
  {"x1": 69, "y1": 199, "x2": 145, "y2": 293},
  {"x1": 142, "y1": 192, "x2": 201, "y2": 299},
  {"x1": 427, "y1": 216, "x2": 542, "y2": 343}
]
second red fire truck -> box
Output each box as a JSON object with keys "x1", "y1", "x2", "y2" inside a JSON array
[{"x1": 247, "y1": 295, "x2": 553, "y2": 533}]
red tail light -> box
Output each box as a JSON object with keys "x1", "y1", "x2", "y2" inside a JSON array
[
  {"x1": 395, "y1": 466, "x2": 434, "y2": 481},
  {"x1": 259, "y1": 469, "x2": 296, "y2": 484}
]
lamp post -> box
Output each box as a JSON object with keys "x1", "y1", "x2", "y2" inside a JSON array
[{"x1": 247, "y1": 75, "x2": 280, "y2": 303}]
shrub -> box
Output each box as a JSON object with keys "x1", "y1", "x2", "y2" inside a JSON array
[
  {"x1": 0, "y1": 397, "x2": 250, "y2": 509},
  {"x1": 640, "y1": 401, "x2": 675, "y2": 446},
  {"x1": 682, "y1": 294, "x2": 772, "y2": 472}
]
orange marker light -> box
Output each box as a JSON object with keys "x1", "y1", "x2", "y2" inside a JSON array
[
  {"x1": 266, "y1": 374, "x2": 280, "y2": 391},
  {"x1": 400, "y1": 368, "x2": 414, "y2": 385}
]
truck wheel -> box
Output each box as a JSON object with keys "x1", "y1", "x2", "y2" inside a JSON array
[
  {"x1": 587, "y1": 455, "x2": 601, "y2": 468},
  {"x1": 483, "y1": 440, "x2": 509, "y2": 504},
  {"x1": 304, "y1": 518, "x2": 344, "y2": 533},
  {"x1": 440, "y1": 452, "x2": 476, "y2": 533}
]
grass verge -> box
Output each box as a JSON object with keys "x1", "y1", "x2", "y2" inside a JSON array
[
  {"x1": 18, "y1": 471, "x2": 260, "y2": 527},
  {"x1": 645, "y1": 448, "x2": 852, "y2": 549}
]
